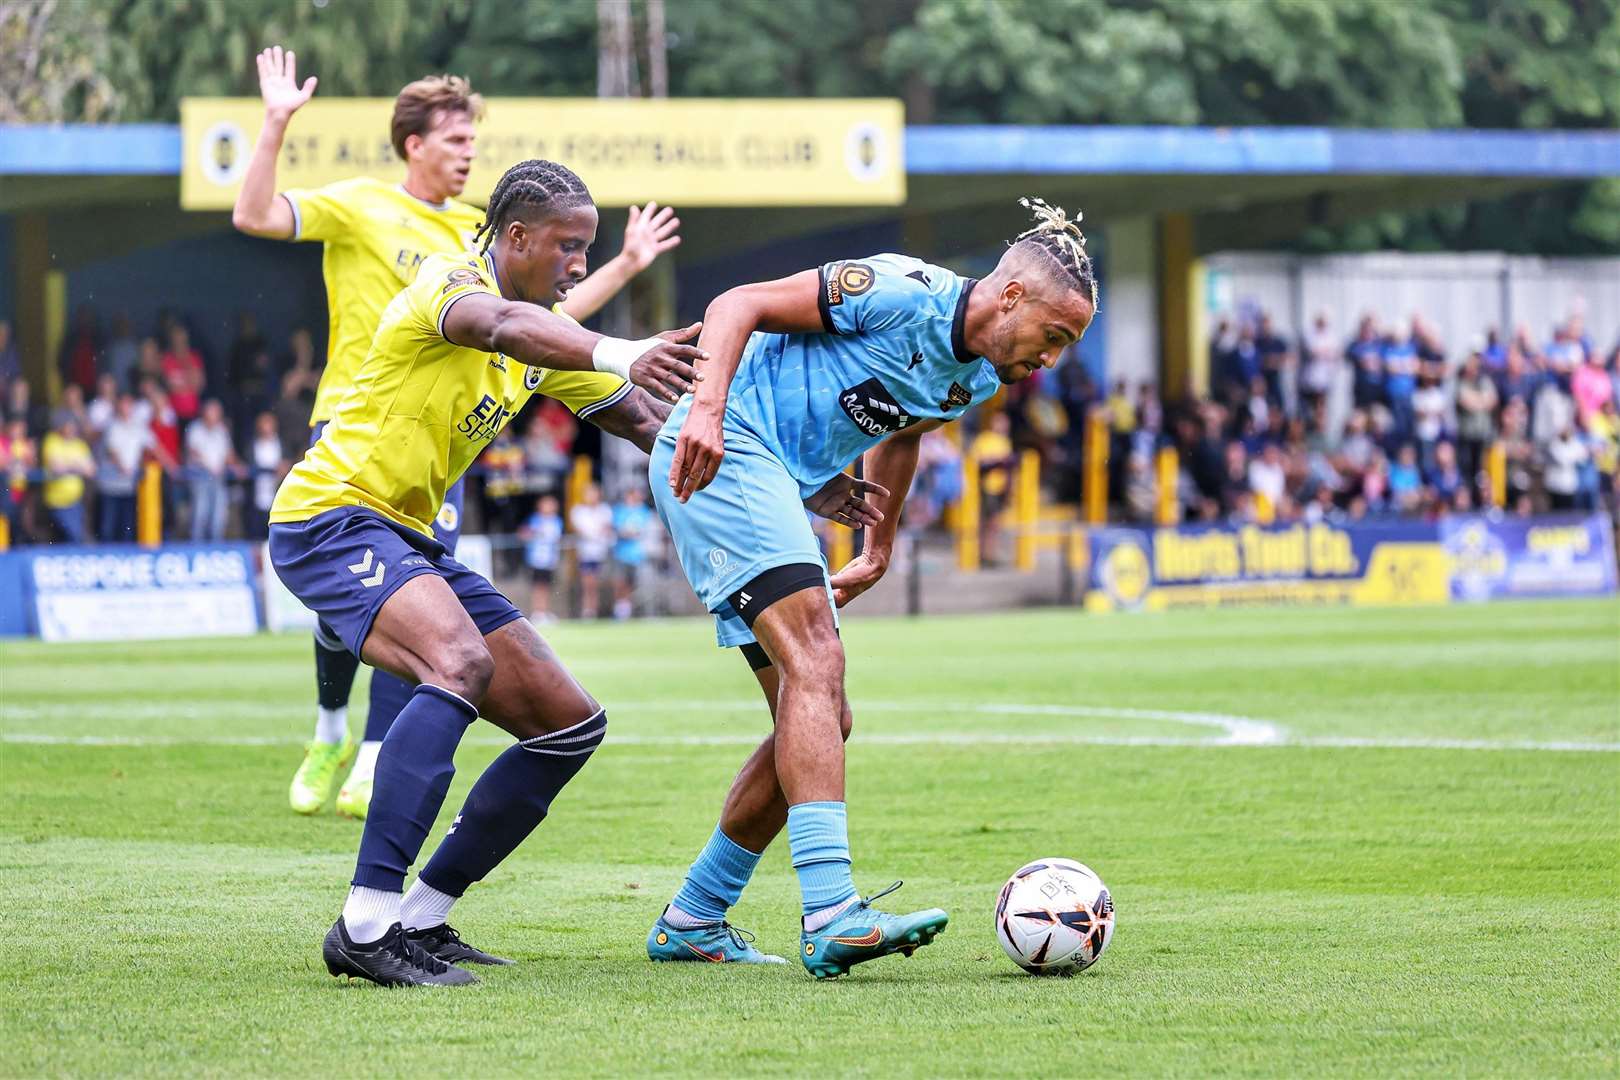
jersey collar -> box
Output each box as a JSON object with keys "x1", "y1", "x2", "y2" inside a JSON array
[
  {"x1": 396, "y1": 183, "x2": 452, "y2": 212},
  {"x1": 481, "y1": 248, "x2": 504, "y2": 295},
  {"x1": 952, "y1": 279, "x2": 981, "y2": 364}
]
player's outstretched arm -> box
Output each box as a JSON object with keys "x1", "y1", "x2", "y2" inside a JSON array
[
  {"x1": 828, "y1": 422, "x2": 941, "y2": 607},
  {"x1": 231, "y1": 46, "x2": 317, "y2": 239},
  {"x1": 441, "y1": 292, "x2": 705, "y2": 404},
  {"x1": 583, "y1": 387, "x2": 671, "y2": 454},
  {"x1": 668, "y1": 269, "x2": 827, "y2": 502},
  {"x1": 559, "y1": 202, "x2": 682, "y2": 323}
]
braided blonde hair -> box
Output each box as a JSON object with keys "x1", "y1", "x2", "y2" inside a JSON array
[{"x1": 1012, "y1": 196, "x2": 1098, "y2": 310}]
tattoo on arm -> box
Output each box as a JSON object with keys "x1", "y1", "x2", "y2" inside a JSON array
[{"x1": 588, "y1": 388, "x2": 671, "y2": 454}]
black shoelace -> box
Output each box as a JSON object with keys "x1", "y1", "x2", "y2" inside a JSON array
[{"x1": 389, "y1": 927, "x2": 451, "y2": 974}]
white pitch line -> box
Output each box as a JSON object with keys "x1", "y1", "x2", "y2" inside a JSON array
[{"x1": 4, "y1": 699, "x2": 1613, "y2": 752}]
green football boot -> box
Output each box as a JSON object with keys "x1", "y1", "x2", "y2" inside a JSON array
[
  {"x1": 800, "y1": 882, "x2": 948, "y2": 980},
  {"x1": 334, "y1": 774, "x2": 372, "y2": 820},
  {"x1": 288, "y1": 737, "x2": 355, "y2": 815},
  {"x1": 647, "y1": 909, "x2": 787, "y2": 965}
]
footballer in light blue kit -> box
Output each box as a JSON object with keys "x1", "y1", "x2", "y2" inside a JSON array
[{"x1": 647, "y1": 199, "x2": 1099, "y2": 977}]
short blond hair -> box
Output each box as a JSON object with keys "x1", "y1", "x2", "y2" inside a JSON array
[{"x1": 390, "y1": 75, "x2": 484, "y2": 160}]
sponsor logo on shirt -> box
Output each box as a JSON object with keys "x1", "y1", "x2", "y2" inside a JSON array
[
  {"x1": 457, "y1": 393, "x2": 511, "y2": 444},
  {"x1": 523, "y1": 366, "x2": 543, "y2": 391},
  {"x1": 839, "y1": 377, "x2": 918, "y2": 438}
]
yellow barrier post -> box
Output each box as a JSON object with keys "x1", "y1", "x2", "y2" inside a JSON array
[
  {"x1": 1154, "y1": 446, "x2": 1179, "y2": 526},
  {"x1": 1159, "y1": 211, "x2": 1207, "y2": 402},
  {"x1": 827, "y1": 521, "x2": 853, "y2": 570},
  {"x1": 0, "y1": 512, "x2": 9, "y2": 551},
  {"x1": 1486, "y1": 442, "x2": 1507, "y2": 508},
  {"x1": 1014, "y1": 449, "x2": 1040, "y2": 571},
  {"x1": 1084, "y1": 411, "x2": 1109, "y2": 525},
  {"x1": 136, "y1": 462, "x2": 163, "y2": 546},
  {"x1": 566, "y1": 455, "x2": 593, "y2": 511},
  {"x1": 956, "y1": 451, "x2": 980, "y2": 571}
]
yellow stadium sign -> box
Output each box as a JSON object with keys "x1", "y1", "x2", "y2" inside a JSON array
[{"x1": 180, "y1": 97, "x2": 904, "y2": 210}]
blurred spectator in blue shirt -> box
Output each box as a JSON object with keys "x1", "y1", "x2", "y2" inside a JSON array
[
  {"x1": 1388, "y1": 443, "x2": 1423, "y2": 513},
  {"x1": 611, "y1": 486, "x2": 656, "y2": 621},
  {"x1": 1347, "y1": 315, "x2": 1384, "y2": 410},
  {"x1": 1382, "y1": 321, "x2": 1421, "y2": 438}
]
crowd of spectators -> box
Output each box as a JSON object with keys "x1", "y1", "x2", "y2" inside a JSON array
[
  {"x1": 994, "y1": 307, "x2": 1619, "y2": 528},
  {"x1": 4, "y1": 300, "x2": 1616, "y2": 563},
  {"x1": 0, "y1": 309, "x2": 322, "y2": 545}
]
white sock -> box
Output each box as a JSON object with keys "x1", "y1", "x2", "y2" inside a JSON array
[
  {"x1": 314, "y1": 706, "x2": 347, "y2": 746},
  {"x1": 347, "y1": 740, "x2": 382, "y2": 784},
  {"x1": 803, "y1": 896, "x2": 858, "y2": 932},
  {"x1": 662, "y1": 903, "x2": 718, "y2": 929},
  {"x1": 399, "y1": 879, "x2": 458, "y2": 931},
  {"x1": 341, "y1": 885, "x2": 401, "y2": 944}
]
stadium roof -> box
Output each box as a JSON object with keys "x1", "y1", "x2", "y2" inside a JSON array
[{"x1": 4, "y1": 122, "x2": 1617, "y2": 255}]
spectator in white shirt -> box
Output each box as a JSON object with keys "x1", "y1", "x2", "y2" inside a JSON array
[
  {"x1": 1542, "y1": 426, "x2": 1589, "y2": 512},
  {"x1": 185, "y1": 398, "x2": 239, "y2": 540},
  {"x1": 85, "y1": 374, "x2": 120, "y2": 444},
  {"x1": 99, "y1": 393, "x2": 162, "y2": 542},
  {"x1": 1247, "y1": 442, "x2": 1287, "y2": 514},
  {"x1": 568, "y1": 483, "x2": 614, "y2": 619},
  {"x1": 247, "y1": 411, "x2": 286, "y2": 540}
]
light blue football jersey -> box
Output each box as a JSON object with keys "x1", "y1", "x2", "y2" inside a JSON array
[{"x1": 715, "y1": 253, "x2": 1002, "y2": 497}]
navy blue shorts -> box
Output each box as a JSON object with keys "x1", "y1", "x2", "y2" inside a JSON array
[
  {"x1": 269, "y1": 506, "x2": 522, "y2": 658},
  {"x1": 311, "y1": 422, "x2": 465, "y2": 553}
]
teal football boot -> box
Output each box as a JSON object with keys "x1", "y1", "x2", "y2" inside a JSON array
[
  {"x1": 800, "y1": 882, "x2": 948, "y2": 980},
  {"x1": 647, "y1": 909, "x2": 787, "y2": 965}
]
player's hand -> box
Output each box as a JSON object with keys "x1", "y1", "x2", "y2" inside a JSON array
[
  {"x1": 629, "y1": 322, "x2": 705, "y2": 404},
  {"x1": 668, "y1": 404, "x2": 724, "y2": 503},
  {"x1": 830, "y1": 551, "x2": 889, "y2": 608},
  {"x1": 804, "y1": 474, "x2": 890, "y2": 529},
  {"x1": 257, "y1": 46, "x2": 317, "y2": 120},
  {"x1": 621, "y1": 202, "x2": 681, "y2": 272}
]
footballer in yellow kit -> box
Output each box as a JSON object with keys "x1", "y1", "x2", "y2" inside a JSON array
[
  {"x1": 271, "y1": 160, "x2": 716, "y2": 986},
  {"x1": 234, "y1": 48, "x2": 684, "y2": 823},
  {"x1": 272, "y1": 249, "x2": 631, "y2": 538}
]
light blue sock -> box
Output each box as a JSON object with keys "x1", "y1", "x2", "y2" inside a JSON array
[
  {"x1": 669, "y1": 826, "x2": 762, "y2": 923},
  {"x1": 786, "y1": 801, "x2": 858, "y2": 919}
]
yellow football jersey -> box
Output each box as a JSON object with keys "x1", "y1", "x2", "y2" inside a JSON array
[
  {"x1": 271, "y1": 251, "x2": 630, "y2": 538},
  {"x1": 284, "y1": 177, "x2": 484, "y2": 424}
]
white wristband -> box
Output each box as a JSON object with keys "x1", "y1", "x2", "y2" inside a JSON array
[{"x1": 591, "y1": 336, "x2": 663, "y2": 381}]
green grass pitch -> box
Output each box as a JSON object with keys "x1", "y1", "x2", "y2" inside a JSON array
[{"x1": 2, "y1": 599, "x2": 1616, "y2": 1077}]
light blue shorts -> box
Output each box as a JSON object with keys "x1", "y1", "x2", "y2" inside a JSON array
[{"x1": 649, "y1": 424, "x2": 836, "y2": 648}]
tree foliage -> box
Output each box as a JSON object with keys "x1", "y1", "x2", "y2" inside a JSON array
[
  {"x1": 0, "y1": 0, "x2": 137, "y2": 122},
  {"x1": 17, "y1": 0, "x2": 1619, "y2": 251}
]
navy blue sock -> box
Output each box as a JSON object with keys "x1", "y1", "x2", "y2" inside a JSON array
[
  {"x1": 314, "y1": 624, "x2": 360, "y2": 711},
  {"x1": 365, "y1": 669, "x2": 414, "y2": 743},
  {"x1": 417, "y1": 710, "x2": 607, "y2": 897},
  {"x1": 351, "y1": 684, "x2": 478, "y2": 892}
]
